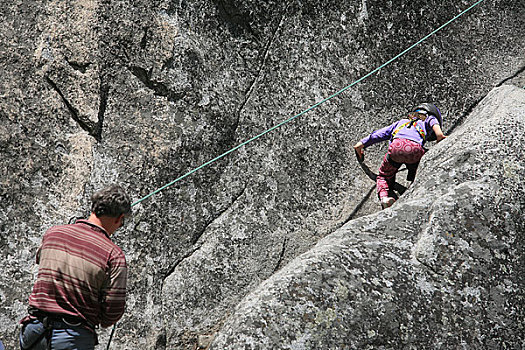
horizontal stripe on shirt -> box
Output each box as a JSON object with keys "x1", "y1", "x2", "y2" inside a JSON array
[{"x1": 27, "y1": 220, "x2": 127, "y2": 328}]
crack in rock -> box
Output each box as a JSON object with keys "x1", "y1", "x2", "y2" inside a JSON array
[
  {"x1": 340, "y1": 185, "x2": 376, "y2": 228},
  {"x1": 447, "y1": 65, "x2": 525, "y2": 135},
  {"x1": 130, "y1": 65, "x2": 186, "y2": 102},
  {"x1": 495, "y1": 64, "x2": 525, "y2": 88},
  {"x1": 66, "y1": 58, "x2": 92, "y2": 73},
  {"x1": 272, "y1": 237, "x2": 288, "y2": 273},
  {"x1": 162, "y1": 245, "x2": 203, "y2": 285},
  {"x1": 45, "y1": 76, "x2": 104, "y2": 142},
  {"x1": 162, "y1": 185, "x2": 247, "y2": 284},
  {"x1": 140, "y1": 27, "x2": 149, "y2": 49},
  {"x1": 191, "y1": 185, "x2": 247, "y2": 245},
  {"x1": 415, "y1": 256, "x2": 446, "y2": 277},
  {"x1": 235, "y1": 2, "x2": 292, "y2": 124}
]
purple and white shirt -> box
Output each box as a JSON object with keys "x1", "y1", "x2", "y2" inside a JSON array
[{"x1": 360, "y1": 115, "x2": 438, "y2": 148}]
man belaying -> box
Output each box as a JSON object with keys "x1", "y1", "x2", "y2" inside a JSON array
[
  {"x1": 353, "y1": 103, "x2": 446, "y2": 209},
  {"x1": 19, "y1": 184, "x2": 131, "y2": 350}
]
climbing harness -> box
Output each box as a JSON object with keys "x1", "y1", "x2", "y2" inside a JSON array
[
  {"x1": 106, "y1": 0, "x2": 486, "y2": 348},
  {"x1": 21, "y1": 310, "x2": 98, "y2": 350},
  {"x1": 391, "y1": 120, "x2": 427, "y2": 141}
]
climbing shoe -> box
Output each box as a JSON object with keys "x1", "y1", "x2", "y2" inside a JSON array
[{"x1": 381, "y1": 197, "x2": 396, "y2": 209}]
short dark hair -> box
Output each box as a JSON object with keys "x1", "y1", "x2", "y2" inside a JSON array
[{"x1": 91, "y1": 184, "x2": 131, "y2": 218}]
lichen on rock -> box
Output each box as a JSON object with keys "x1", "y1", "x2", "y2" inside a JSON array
[
  {"x1": 210, "y1": 85, "x2": 525, "y2": 349},
  {"x1": 1, "y1": 0, "x2": 525, "y2": 348}
]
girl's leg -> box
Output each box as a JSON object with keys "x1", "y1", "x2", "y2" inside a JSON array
[
  {"x1": 377, "y1": 152, "x2": 399, "y2": 200},
  {"x1": 377, "y1": 139, "x2": 424, "y2": 208}
]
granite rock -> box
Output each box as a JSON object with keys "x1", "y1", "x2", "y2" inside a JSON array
[
  {"x1": 210, "y1": 85, "x2": 525, "y2": 349},
  {"x1": 1, "y1": 0, "x2": 524, "y2": 348}
]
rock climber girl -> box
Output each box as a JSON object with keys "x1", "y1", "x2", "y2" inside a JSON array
[{"x1": 354, "y1": 103, "x2": 446, "y2": 209}]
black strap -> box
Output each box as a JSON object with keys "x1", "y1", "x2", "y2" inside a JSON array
[
  {"x1": 29, "y1": 308, "x2": 97, "y2": 333},
  {"x1": 355, "y1": 149, "x2": 377, "y2": 181},
  {"x1": 406, "y1": 162, "x2": 420, "y2": 182},
  {"x1": 386, "y1": 153, "x2": 402, "y2": 169}
]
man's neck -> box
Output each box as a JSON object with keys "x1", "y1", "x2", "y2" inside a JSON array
[{"x1": 87, "y1": 213, "x2": 113, "y2": 236}]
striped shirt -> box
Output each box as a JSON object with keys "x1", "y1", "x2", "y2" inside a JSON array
[{"x1": 27, "y1": 219, "x2": 127, "y2": 328}]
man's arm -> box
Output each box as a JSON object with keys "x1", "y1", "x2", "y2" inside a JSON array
[{"x1": 100, "y1": 253, "x2": 127, "y2": 328}]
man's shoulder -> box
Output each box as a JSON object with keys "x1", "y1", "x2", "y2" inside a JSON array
[
  {"x1": 44, "y1": 223, "x2": 77, "y2": 236},
  {"x1": 45, "y1": 221, "x2": 91, "y2": 236},
  {"x1": 44, "y1": 221, "x2": 120, "y2": 250}
]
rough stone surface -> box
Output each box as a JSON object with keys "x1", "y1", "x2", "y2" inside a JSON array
[
  {"x1": 210, "y1": 85, "x2": 525, "y2": 349},
  {"x1": 0, "y1": 0, "x2": 524, "y2": 348}
]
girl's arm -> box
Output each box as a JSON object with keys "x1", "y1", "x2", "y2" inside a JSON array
[
  {"x1": 353, "y1": 141, "x2": 365, "y2": 160},
  {"x1": 354, "y1": 121, "x2": 399, "y2": 161},
  {"x1": 432, "y1": 123, "x2": 446, "y2": 142}
]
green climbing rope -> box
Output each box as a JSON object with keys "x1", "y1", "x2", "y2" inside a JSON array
[
  {"x1": 106, "y1": 1, "x2": 487, "y2": 349},
  {"x1": 130, "y1": 0, "x2": 486, "y2": 208}
]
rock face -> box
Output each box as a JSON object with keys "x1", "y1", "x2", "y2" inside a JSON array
[
  {"x1": 210, "y1": 85, "x2": 525, "y2": 349},
  {"x1": 1, "y1": 0, "x2": 524, "y2": 348}
]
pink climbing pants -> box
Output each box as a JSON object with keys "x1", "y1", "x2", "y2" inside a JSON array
[{"x1": 377, "y1": 138, "x2": 425, "y2": 199}]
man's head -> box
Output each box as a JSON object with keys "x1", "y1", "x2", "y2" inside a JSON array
[{"x1": 90, "y1": 184, "x2": 131, "y2": 234}]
